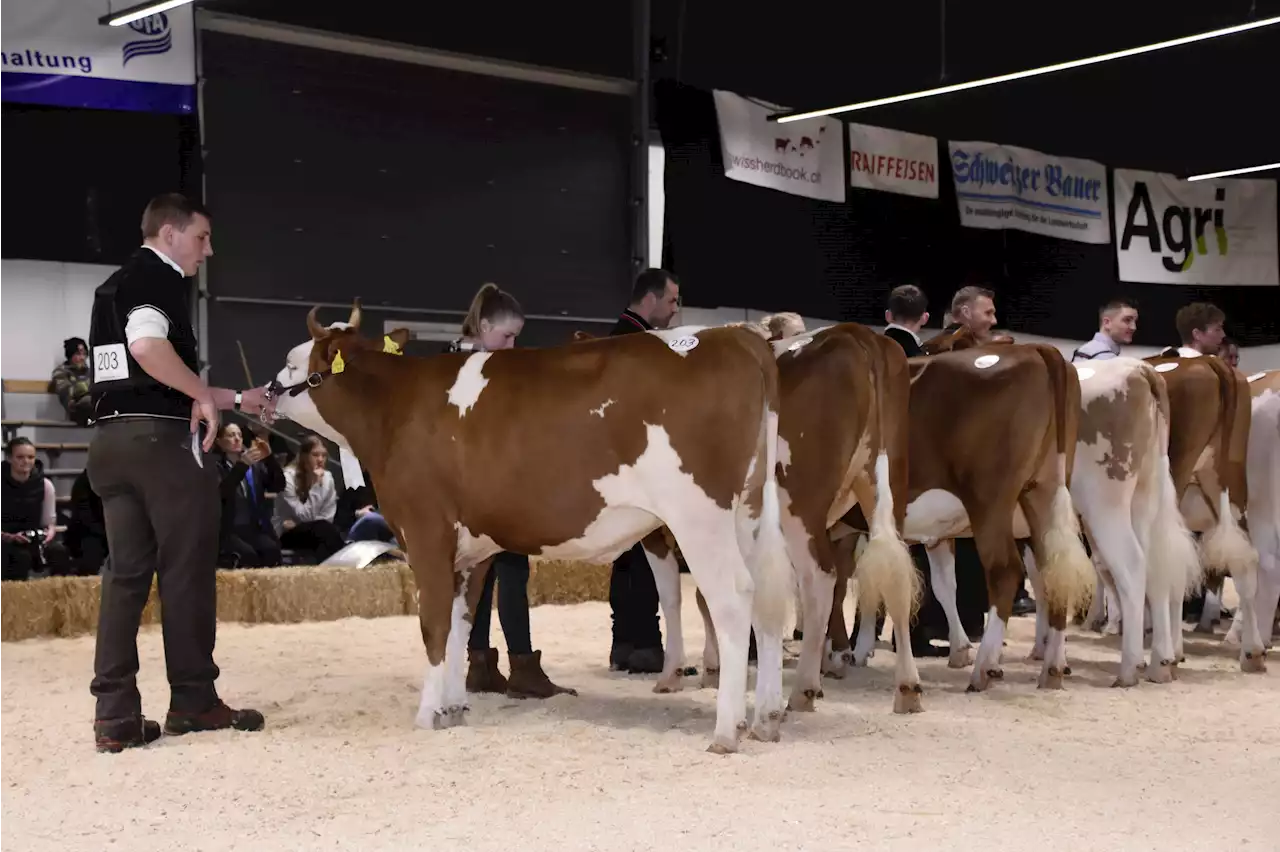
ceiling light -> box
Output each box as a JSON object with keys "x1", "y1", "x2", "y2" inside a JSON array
[
  {"x1": 1186, "y1": 163, "x2": 1280, "y2": 181},
  {"x1": 98, "y1": 0, "x2": 195, "y2": 27},
  {"x1": 773, "y1": 15, "x2": 1280, "y2": 123}
]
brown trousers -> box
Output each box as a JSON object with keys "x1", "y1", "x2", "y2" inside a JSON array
[{"x1": 87, "y1": 417, "x2": 221, "y2": 720}]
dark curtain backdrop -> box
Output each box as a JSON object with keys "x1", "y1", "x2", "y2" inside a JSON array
[
  {"x1": 656, "y1": 80, "x2": 1279, "y2": 347},
  {"x1": 200, "y1": 31, "x2": 633, "y2": 384}
]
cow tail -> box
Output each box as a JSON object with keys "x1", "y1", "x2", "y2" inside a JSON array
[
  {"x1": 852, "y1": 337, "x2": 920, "y2": 623},
  {"x1": 1199, "y1": 359, "x2": 1258, "y2": 588},
  {"x1": 747, "y1": 355, "x2": 793, "y2": 638},
  {"x1": 1137, "y1": 363, "x2": 1204, "y2": 599},
  {"x1": 1032, "y1": 345, "x2": 1095, "y2": 616}
]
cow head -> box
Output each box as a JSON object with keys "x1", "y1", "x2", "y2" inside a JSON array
[
  {"x1": 920, "y1": 325, "x2": 1016, "y2": 355},
  {"x1": 271, "y1": 298, "x2": 410, "y2": 443}
]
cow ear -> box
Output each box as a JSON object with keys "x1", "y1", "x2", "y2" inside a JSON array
[{"x1": 325, "y1": 338, "x2": 347, "y2": 373}]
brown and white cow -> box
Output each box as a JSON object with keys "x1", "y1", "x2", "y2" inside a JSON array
[
  {"x1": 835, "y1": 341, "x2": 1096, "y2": 692},
  {"x1": 1226, "y1": 369, "x2": 1279, "y2": 652},
  {"x1": 269, "y1": 304, "x2": 794, "y2": 753},
  {"x1": 1144, "y1": 354, "x2": 1263, "y2": 672}
]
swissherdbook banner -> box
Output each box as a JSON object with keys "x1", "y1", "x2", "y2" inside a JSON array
[
  {"x1": 1113, "y1": 169, "x2": 1279, "y2": 286},
  {"x1": 948, "y1": 141, "x2": 1110, "y2": 244},
  {"x1": 1, "y1": 0, "x2": 195, "y2": 114},
  {"x1": 712, "y1": 89, "x2": 846, "y2": 203},
  {"x1": 847, "y1": 122, "x2": 939, "y2": 199}
]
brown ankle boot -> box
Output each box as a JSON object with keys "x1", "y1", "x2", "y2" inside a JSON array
[
  {"x1": 506, "y1": 650, "x2": 577, "y2": 699},
  {"x1": 466, "y1": 648, "x2": 507, "y2": 694}
]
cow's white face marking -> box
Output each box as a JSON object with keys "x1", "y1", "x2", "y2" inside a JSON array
[
  {"x1": 974, "y1": 354, "x2": 1000, "y2": 369},
  {"x1": 454, "y1": 522, "x2": 500, "y2": 568},
  {"x1": 536, "y1": 424, "x2": 728, "y2": 565},
  {"x1": 273, "y1": 334, "x2": 352, "y2": 449},
  {"x1": 591, "y1": 399, "x2": 615, "y2": 417},
  {"x1": 1074, "y1": 366, "x2": 1096, "y2": 381},
  {"x1": 1247, "y1": 371, "x2": 1267, "y2": 383},
  {"x1": 1155, "y1": 362, "x2": 1179, "y2": 373},
  {"x1": 447, "y1": 352, "x2": 493, "y2": 416}
]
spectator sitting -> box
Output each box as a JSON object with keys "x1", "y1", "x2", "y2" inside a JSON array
[
  {"x1": 273, "y1": 435, "x2": 346, "y2": 562},
  {"x1": 66, "y1": 470, "x2": 109, "y2": 575},
  {"x1": 2, "y1": 437, "x2": 70, "y2": 580},
  {"x1": 340, "y1": 471, "x2": 396, "y2": 544},
  {"x1": 49, "y1": 337, "x2": 93, "y2": 426},
  {"x1": 215, "y1": 423, "x2": 284, "y2": 569}
]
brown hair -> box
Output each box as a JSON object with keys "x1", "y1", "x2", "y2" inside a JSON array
[
  {"x1": 461, "y1": 283, "x2": 524, "y2": 338},
  {"x1": 887, "y1": 284, "x2": 928, "y2": 322},
  {"x1": 141, "y1": 193, "x2": 211, "y2": 239},
  {"x1": 1175, "y1": 302, "x2": 1225, "y2": 345},
  {"x1": 950, "y1": 285, "x2": 994, "y2": 317},
  {"x1": 293, "y1": 435, "x2": 326, "y2": 503}
]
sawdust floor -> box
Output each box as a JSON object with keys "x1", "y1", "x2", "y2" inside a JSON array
[{"x1": 3, "y1": 575, "x2": 1276, "y2": 852}]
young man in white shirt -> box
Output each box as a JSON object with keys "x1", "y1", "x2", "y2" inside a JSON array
[{"x1": 1072, "y1": 298, "x2": 1139, "y2": 362}]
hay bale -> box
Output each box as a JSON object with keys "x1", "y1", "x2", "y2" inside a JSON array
[
  {"x1": 57, "y1": 575, "x2": 103, "y2": 638},
  {"x1": 250, "y1": 564, "x2": 407, "y2": 624},
  {"x1": 528, "y1": 558, "x2": 612, "y2": 606},
  {"x1": 215, "y1": 570, "x2": 256, "y2": 622},
  {"x1": 1, "y1": 578, "x2": 61, "y2": 641},
  {"x1": 395, "y1": 561, "x2": 418, "y2": 616}
]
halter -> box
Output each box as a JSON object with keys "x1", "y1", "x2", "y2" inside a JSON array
[{"x1": 265, "y1": 368, "x2": 331, "y2": 403}]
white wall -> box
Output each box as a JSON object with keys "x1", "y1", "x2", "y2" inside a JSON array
[{"x1": 1, "y1": 259, "x2": 113, "y2": 380}]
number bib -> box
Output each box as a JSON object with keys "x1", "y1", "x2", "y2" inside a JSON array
[{"x1": 93, "y1": 343, "x2": 129, "y2": 382}]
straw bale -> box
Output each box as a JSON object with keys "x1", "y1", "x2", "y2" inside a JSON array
[
  {"x1": 527, "y1": 558, "x2": 612, "y2": 606},
  {"x1": 250, "y1": 564, "x2": 407, "y2": 624},
  {"x1": 0, "y1": 578, "x2": 61, "y2": 641}
]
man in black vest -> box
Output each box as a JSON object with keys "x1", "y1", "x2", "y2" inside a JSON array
[
  {"x1": 2, "y1": 437, "x2": 70, "y2": 580},
  {"x1": 87, "y1": 194, "x2": 275, "y2": 753},
  {"x1": 606, "y1": 268, "x2": 680, "y2": 673},
  {"x1": 882, "y1": 284, "x2": 929, "y2": 358}
]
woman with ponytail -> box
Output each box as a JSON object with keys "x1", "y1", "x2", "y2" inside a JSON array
[{"x1": 449, "y1": 283, "x2": 576, "y2": 700}]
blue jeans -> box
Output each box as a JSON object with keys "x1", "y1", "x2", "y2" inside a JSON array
[{"x1": 347, "y1": 511, "x2": 395, "y2": 543}]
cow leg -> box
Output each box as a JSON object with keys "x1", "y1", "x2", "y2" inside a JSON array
[
  {"x1": 412, "y1": 548, "x2": 478, "y2": 731},
  {"x1": 823, "y1": 533, "x2": 856, "y2": 678},
  {"x1": 644, "y1": 540, "x2": 688, "y2": 693},
  {"x1": 694, "y1": 588, "x2": 721, "y2": 688},
  {"x1": 851, "y1": 591, "x2": 879, "y2": 666},
  {"x1": 926, "y1": 541, "x2": 973, "y2": 669},
  {"x1": 787, "y1": 526, "x2": 836, "y2": 712},
  {"x1": 966, "y1": 506, "x2": 1023, "y2": 692},
  {"x1": 1079, "y1": 508, "x2": 1147, "y2": 686},
  {"x1": 1022, "y1": 545, "x2": 1050, "y2": 661}
]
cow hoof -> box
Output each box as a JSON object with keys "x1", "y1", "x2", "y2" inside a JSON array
[
  {"x1": 1064, "y1": 665, "x2": 1072, "y2": 676},
  {"x1": 1037, "y1": 667, "x2": 1065, "y2": 690},
  {"x1": 822, "y1": 658, "x2": 850, "y2": 679},
  {"x1": 421, "y1": 705, "x2": 468, "y2": 730},
  {"x1": 893, "y1": 683, "x2": 924, "y2": 714},
  {"x1": 700, "y1": 668, "x2": 720, "y2": 690},
  {"x1": 816, "y1": 688, "x2": 824, "y2": 699},
  {"x1": 1111, "y1": 673, "x2": 1140, "y2": 688},
  {"x1": 948, "y1": 645, "x2": 975, "y2": 669},
  {"x1": 787, "y1": 689, "x2": 818, "y2": 713},
  {"x1": 706, "y1": 738, "x2": 738, "y2": 755},
  {"x1": 653, "y1": 674, "x2": 684, "y2": 694},
  {"x1": 1169, "y1": 661, "x2": 1180, "y2": 680},
  {"x1": 1147, "y1": 661, "x2": 1174, "y2": 684},
  {"x1": 1241, "y1": 652, "x2": 1267, "y2": 674},
  {"x1": 1028, "y1": 646, "x2": 1046, "y2": 662},
  {"x1": 967, "y1": 669, "x2": 998, "y2": 692},
  {"x1": 680, "y1": 665, "x2": 699, "y2": 676},
  {"x1": 748, "y1": 712, "x2": 783, "y2": 743},
  {"x1": 988, "y1": 668, "x2": 1004, "y2": 680}
]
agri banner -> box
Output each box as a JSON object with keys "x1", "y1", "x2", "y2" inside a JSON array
[
  {"x1": 1114, "y1": 169, "x2": 1279, "y2": 286},
  {"x1": 847, "y1": 122, "x2": 939, "y2": 199},
  {"x1": 1, "y1": 0, "x2": 195, "y2": 114},
  {"x1": 948, "y1": 141, "x2": 1110, "y2": 244},
  {"x1": 712, "y1": 89, "x2": 846, "y2": 203}
]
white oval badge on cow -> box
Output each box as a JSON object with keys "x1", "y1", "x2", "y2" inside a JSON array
[
  {"x1": 1154, "y1": 362, "x2": 1179, "y2": 373},
  {"x1": 973, "y1": 354, "x2": 1000, "y2": 369},
  {"x1": 1248, "y1": 371, "x2": 1266, "y2": 383},
  {"x1": 667, "y1": 335, "x2": 700, "y2": 354},
  {"x1": 788, "y1": 337, "x2": 812, "y2": 353},
  {"x1": 1074, "y1": 366, "x2": 1096, "y2": 381}
]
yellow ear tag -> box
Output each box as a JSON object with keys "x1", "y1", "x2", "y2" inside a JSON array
[
  {"x1": 382, "y1": 335, "x2": 403, "y2": 355},
  {"x1": 331, "y1": 350, "x2": 346, "y2": 374}
]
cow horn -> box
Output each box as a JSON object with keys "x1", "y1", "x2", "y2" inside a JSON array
[
  {"x1": 348, "y1": 298, "x2": 363, "y2": 329},
  {"x1": 306, "y1": 306, "x2": 326, "y2": 341}
]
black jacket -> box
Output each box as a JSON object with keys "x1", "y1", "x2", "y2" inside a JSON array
[
  {"x1": 216, "y1": 452, "x2": 285, "y2": 538},
  {"x1": 883, "y1": 326, "x2": 923, "y2": 358},
  {"x1": 608, "y1": 310, "x2": 652, "y2": 337}
]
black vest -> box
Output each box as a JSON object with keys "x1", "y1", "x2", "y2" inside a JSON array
[
  {"x1": 2, "y1": 463, "x2": 47, "y2": 533},
  {"x1": 88, "y1": 249, "x2": 199, "y2": 421}
]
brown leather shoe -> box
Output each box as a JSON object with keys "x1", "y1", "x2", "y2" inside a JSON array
[
  {"x1": 506, "y1": 651, "x2": 577, "y2": 699},
  {"x1": 164, "y1": 701, "x2": 264, "y2": 736},
  {"x1": 466, "y1": 647, "x2": 508, "y2": 694},
  {"x1": 94, "y1": 716, "x2": 162, "y2": 753}
]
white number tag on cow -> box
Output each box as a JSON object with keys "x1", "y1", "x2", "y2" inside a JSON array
[
  {"x1": 1154, "y1": 362, "x2": 1179, "y2": 373},
  {"x1": 667, "y1": 336, "x2": 700, "y2": 353},
  {"x1": 93, "y1": 344, "x2": 129, "y2": 382},
  {"x1": 1074, "y1": 366, "x2": 1095, "y2": 381},
  {"x1": 973, "y1": 354, "x2": 1000, "y2": 369},
  {"x1": 788, "y1": 337, "x2": 812, "y2": 353},
  {"x1": 1247, "y1": 371, "x2": 1266, "y2": 383}
]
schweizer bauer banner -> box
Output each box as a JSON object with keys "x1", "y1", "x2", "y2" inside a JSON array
[
  {"x1": 847, "y1": 122, "x2": 939, "y2": 199},
  {"x1": 712, "y1": 89, "x2": 846, "y2": 203},
  {"x1": 1114, "y1": 169, "x2": 1278, "y2": 286}
]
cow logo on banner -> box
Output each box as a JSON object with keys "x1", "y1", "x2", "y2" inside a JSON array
[
  {"x1": 1113, "y1": 168, "x2": 1279, "y2": 286},
  {"x1": 711, "y1": 89, "x2": 846, "y2": 203},
  {"x1": 948, "y1": 141, "x2": 1110, "y2": 244},
  {"x1": 1, "y1": 0, "x2": 194, "y2": 114}
]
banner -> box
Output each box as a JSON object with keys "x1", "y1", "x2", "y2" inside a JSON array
[
  {"x1": 2, "y1": 0, "x2": 195, "y2": 114},
  {"x1": 712, "y1": 89, "x2": 845, "y2": 203},
  {"x1": 948, "y1": 141, "x2": 1110, "y2": 244},
  {"x1": 847, "y1": 122, "x2": 939, "y2": 199},
  {"x1": 1114, "y1": 169, "x2": 1278, "y2": 286}
]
